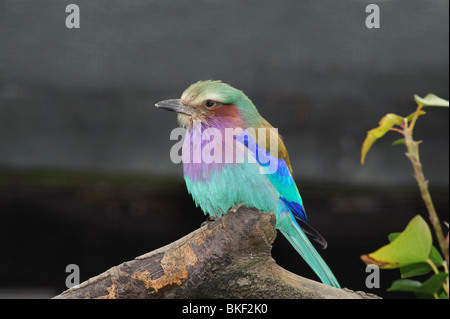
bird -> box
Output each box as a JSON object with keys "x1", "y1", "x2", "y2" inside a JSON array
[{"x1": 155, "y1": 80, "x2": 340, "y2": 288}]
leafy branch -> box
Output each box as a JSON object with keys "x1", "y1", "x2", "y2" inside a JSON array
[{"x1": 360, "y1": 93, "x2": 449, "y2": 299}]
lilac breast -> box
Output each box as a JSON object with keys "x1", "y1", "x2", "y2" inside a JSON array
[{"x1": 182, "y1": 119, "x2": 246, "y2": 182}]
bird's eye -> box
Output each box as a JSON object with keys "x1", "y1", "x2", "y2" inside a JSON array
[{"x1": 204, "y1": 100, "x2": 216, "y2": 108}]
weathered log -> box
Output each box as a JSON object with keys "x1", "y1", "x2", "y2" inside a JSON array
[{"x1": 53, "y1": 206, "x2": 378, "y2": 299}]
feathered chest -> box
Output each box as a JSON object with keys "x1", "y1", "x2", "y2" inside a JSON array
[
  {"x1": 182, "y1": 122, "x2": 247, "y2": 182},
  {"x1": 181, "y1": 121, "x2": 280, "y2": 217}
]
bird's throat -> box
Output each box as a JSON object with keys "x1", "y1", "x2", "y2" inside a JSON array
[{"x1": 177, "y1": 113, "x2": 193, "y2": 129}]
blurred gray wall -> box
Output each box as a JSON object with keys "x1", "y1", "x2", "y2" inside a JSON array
[{"x1": 0, "y1": 0, "x2": 448, "y2": 186}]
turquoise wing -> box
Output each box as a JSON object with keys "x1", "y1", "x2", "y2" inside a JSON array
[{"x1": 235, "y1": 130, "x2": 341, "y2": 288}]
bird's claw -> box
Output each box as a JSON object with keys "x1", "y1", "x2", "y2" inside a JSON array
[{"x1": 229, "y1": 202, "x2": 245, "y2": 214}]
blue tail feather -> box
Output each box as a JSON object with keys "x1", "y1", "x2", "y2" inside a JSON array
[{"x1": 276, "y1": 209, "x2": 341, "y2": 288}]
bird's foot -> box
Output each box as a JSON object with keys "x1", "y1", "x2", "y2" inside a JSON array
[{"x1": 229, "y1": 202, "x2": 245, "y2": 214}]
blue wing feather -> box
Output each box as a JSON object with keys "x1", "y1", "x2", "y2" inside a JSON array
[
  {"x1": 280, "y1": 197, "x2": 307, "y2": 222},
  {"x1": 235, "y1": 131, "x2": 305, "y2": 215}
]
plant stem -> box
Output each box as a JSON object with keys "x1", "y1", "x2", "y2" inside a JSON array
[
  {"x1": 408, "y1": 105, "x2": 422, "y2": 131},
  {"x1": 403, "y1": 126, "x2": 449, "y2": 268},
  {"x1": 426, "y1": 258, "x2": 439, "y2": 274},
  {"x1": 427, "y1": 258, "x2": 449, "y2": 297},
  {"x1": 444, "y1": 262, "x2": 450, "y2": 298}
]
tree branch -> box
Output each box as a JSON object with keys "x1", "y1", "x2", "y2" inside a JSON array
[{"x1": 53, "y1": 207, "x2": 379, "y2": 299}]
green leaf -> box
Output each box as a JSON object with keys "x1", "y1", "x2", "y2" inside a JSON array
[
  {"x1": 361, "y1": 215, "x2": 432, "y2": 269},
  {"x1": 361, "y1": 113, "x2": 403, "y2": 165},
  {"x1": 398, "y1": 262, "x2": 433, "y2": 278},
  {"x1": 438, "y1": 290, "x2": 448, "y2": 299},
  {"x1": 405, "y1": 110, "x2": 426, "y2": 122},
  {"x1": 429, "y1": 245, "x2": 445, "y2": 269},
  {"x1": 392, "y1": 138, "x2": 405, "y2": 146},
  {"x1": 392, "y1": 139, "x2": 422, "y2": 147},
  {"x1": 388, "y1": 232, "x2": 444, "y2": 277},
  {"x1": 414, "y1": 94, "x2": 449, "y2": 108},
  {"x1": 387, "y1": 273, "x2": 448, "y2": 297}
]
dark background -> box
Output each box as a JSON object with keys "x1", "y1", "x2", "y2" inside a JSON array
[{"x1": 0, "y1": 1, "x2": 448, "y2": 299}]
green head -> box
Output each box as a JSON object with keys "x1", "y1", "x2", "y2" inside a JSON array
[{"x1": 155, "y1": 80, "x2": 262, "y2": 128}]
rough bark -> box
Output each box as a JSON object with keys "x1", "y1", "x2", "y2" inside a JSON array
[{"x1": 53, "y1": 206, "x2": 379, "y2": 299}]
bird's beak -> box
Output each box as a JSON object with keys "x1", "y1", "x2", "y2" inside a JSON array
[{"x1": 155, "y1": 99, "x2": 193, "y2": 116}]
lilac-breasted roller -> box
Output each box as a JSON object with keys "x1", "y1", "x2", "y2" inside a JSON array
[{"x1": 156, "y1": 80, "x2": 340, "y2": 288}]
